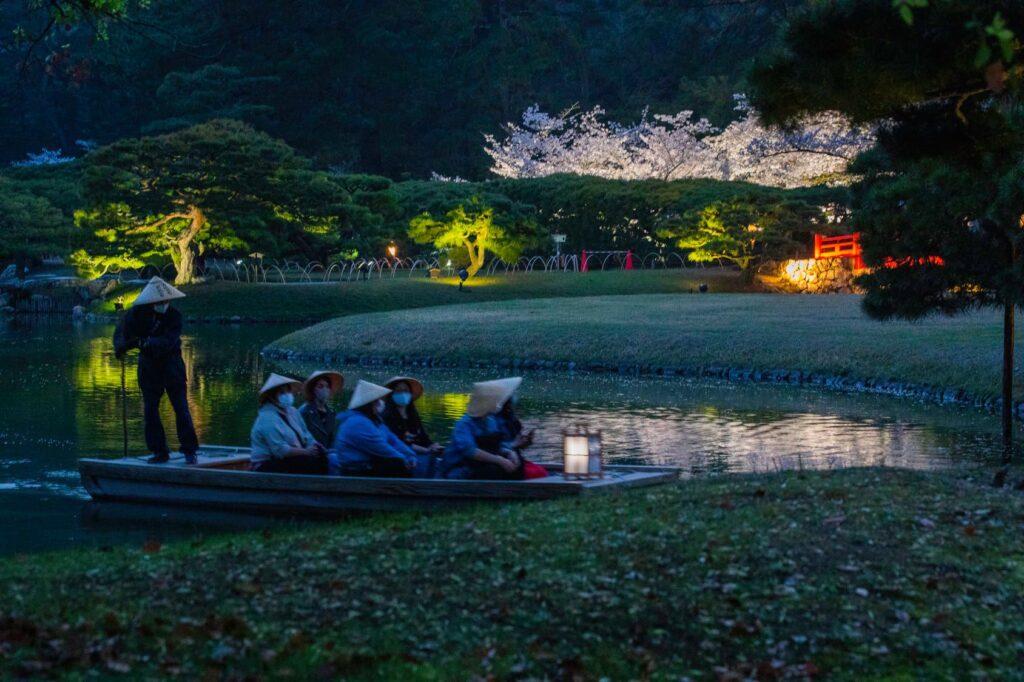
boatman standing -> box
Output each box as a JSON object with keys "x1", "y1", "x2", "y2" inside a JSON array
[{"x1": 113, "y1": 276, "x2": 200, "y2": 464}]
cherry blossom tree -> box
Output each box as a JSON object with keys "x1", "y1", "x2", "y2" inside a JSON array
[{"x1": 483, "y1": 95, "x2": 875, "y2": 188}]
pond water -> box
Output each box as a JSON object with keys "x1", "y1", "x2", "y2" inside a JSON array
[{"x1": 0, "y1": 317, "x2": 1017, "y2": 556}]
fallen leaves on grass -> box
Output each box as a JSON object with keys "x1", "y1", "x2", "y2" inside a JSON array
[{"x1": 1, "y1": 469, "x2": 1022, "y2": 679}]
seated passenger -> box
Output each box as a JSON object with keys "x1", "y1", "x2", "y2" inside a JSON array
[
  {"x1": 382, "y1": 376, "x2": 444, "y2": 457},
  {"x1": 329, "y1": 380, "x2": 430, "y2": 478},
  {"x1": 495, "y1": 386, "x2": 547, "y2": 479},
  {"x1": 250, "y1": 373, "x2": 327, "y2": 474},
  {"x1": 440, "y1": 377, "x2": 525, "y2": 480},
  {"x1": 495, "y1": 391, "x2": 535, "y2": 452},
  {"x1": 299, "y1": 370, "x2": 344, "y2": 449}
]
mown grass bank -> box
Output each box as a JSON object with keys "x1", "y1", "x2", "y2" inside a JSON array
[
  {"x1": 2, "y1": 469, "x2": 1022, "y2": 679},
  {"x1": 95, "y1": 270, "x2": 749, "y2": 322},
  {"x1": 269, "y1": 293, "x2": 1024, "y2": 402}
]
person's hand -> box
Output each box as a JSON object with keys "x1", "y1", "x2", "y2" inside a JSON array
[
  {"x1": 430, "y1": 443, "x2": 444, "y2": 454},
  {"x1": 304, "y1": 445, "x2": 320, "y2": 457},
  {"x1": 498, "y1": 457, "x2": 517, "y2": 473}
]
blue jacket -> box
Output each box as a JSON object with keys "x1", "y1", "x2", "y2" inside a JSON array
[
  {"x1": 440, "y1": 414, "x2": 509, "y2": 477},
  {"x1": 329, "y1": 410, "x2": 416, "y2": 474}
]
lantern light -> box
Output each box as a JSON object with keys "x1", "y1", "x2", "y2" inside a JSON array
[
  {"x1": 563, "y1": 425, "x2": 603, "y2": 480},
  {"x1": 387, "y1": 242, "x2": 398, "y2": 258}
]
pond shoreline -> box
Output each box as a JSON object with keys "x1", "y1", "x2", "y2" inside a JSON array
[{"x1": 262, "y1": 346, "x2": 1024, "y2": 422}]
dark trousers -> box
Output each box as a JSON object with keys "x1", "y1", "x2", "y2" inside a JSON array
[
  {"x1": 465, "y1": 458, "x2": 525, "y2": 481},
  {"x1": 340, "y1": 457, "x2": 413, "y2": 478},
  {"x1": 466, "y1": 434, "x2": 525, "y2": 481},
  {"x1": 141, "y1": 382, "x2": 199, "y2": 456},
  {"x1": 253, "y1": 455, "x2": 326, "y2": 475}
]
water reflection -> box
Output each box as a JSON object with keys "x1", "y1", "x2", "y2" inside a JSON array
[{"x1": 0, "y1": 317, "x2": 1017, "y2": 555}]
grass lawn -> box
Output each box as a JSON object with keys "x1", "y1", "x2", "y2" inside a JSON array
[
  {"x1": 270, "y1": 293, "x2": 1024, "y2": 401},
  {"x1": 2, "y1": 469, "x2": 1022, "y2": 679},
  {"x1": 94, "y1": 269, "x2": 750, "y2": 321}
]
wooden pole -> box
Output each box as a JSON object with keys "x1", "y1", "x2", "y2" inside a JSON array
[
  {"x1": 117, "y1": 303, "x2": 129, "y2": 459},
  {"x1": 121, "y1": 355, "x2": 129, "y2": 459},
  {"x1": 1003, "y1": 301, "x2": 1014, "y2": 463}
]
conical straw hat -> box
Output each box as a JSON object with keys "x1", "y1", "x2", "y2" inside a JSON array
[
  {"x1": 384, "y1": 376, "x2": 424, "y2": 401},
  {"x1": 134, "y1": 276, "x2": 186, "y2": 306},
  {"x1": 303, "y1": 370, "x2": 345, "y2": 400},
  {"x1": 466, "y1": 377, "x2": 522, "y2": 417},
  {"x1": 258, "y1": 373, "x2": 302, "y2": 404},
  {"x1": 347, "y1": 380, "x2": 392, "y2": 410}
]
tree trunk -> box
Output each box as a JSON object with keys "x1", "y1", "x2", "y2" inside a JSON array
[
  {"x1": 465, "y1": 240, "x2": 486, "y2": 277},
  {"x1": 1002, "y1": 301, "x2": 1014, "y2": 462},
  {"x1": 173, "y1": 207, "x2": 206, "y2": 285}
]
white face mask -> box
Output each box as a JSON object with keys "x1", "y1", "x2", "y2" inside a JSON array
[
  {"x1": 154, "y1": 303, "x2": 169, "y2": 314},
  {"x1": 277, "y1": 392, "x2": 295, "y2": 408}
]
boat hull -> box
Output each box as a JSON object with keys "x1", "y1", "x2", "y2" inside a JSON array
[{"x1": 78, "y1": 448, "x2": 679, "y2": 513}]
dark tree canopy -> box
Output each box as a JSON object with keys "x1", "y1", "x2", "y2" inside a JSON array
[
  {"x1": 750, "y1": 1, "x2": 1023, "y2": 126},
  {"x1": 1, "y1": 0, "x2": 808, "y2": 178},
  {"x1": 0, "y1": 177, "x2": 73, "y2": 261}
]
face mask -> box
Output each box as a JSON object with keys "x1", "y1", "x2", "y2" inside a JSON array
[
  {"x1": 315, "y1": 386, "x2": 332, "y2": 402},
  {"x1": 392, "y1": 392, "x2": 412, "y2": 407},
  {"x1": 154, "y1": 303, "x2": 169, "y2": 314},
  {"x1": 277, "y1": 392, "x2": 295, "y2": 408},
  {"x1": 374, "y1": 399, "x2": 386, "y2": 415}
]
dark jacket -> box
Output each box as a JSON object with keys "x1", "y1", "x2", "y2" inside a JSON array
[
  {"x1": 495, "y1": 406, "x2": 524, "y2": 442},
  {"x1": 298, "y1": 402, "x2": 337, "y2": 449},
  {"x1": 382, "y1": 403, "x2": 434, "y2": 448},
  {"x1": 113, "y1": 305, "x2": 187, "y2": 389}
]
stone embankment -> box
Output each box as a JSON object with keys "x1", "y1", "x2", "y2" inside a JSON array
[{"x1": 778, "y1": 258, "x2": 858, "y2": 294}]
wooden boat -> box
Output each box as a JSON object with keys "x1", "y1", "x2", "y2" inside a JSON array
[{"x1": 78, "y1": 445, "x2": 679, "y2": 513}]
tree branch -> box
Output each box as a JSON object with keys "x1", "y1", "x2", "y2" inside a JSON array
[
  {"x1": 756, "y1": 148, "x2": 856, "y2": 161},
  {"x1": 127, "y1": 212, "x2": 190, "y2": 234}
]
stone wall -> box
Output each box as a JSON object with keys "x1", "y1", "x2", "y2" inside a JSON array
[{"x1": 779, "y1": 257, "x2": 858, "y2": 294}]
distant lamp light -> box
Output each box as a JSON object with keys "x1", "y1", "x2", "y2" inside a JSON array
[
  {"x1": 563, "y1": 425, "x2": 603, "y2": 480},
  {"x1": 446, "y1": 259, "x2": 452, "y2": 267},
  {"x1": 387, "y1": 242, "x2": 398, "y2": 258}
]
